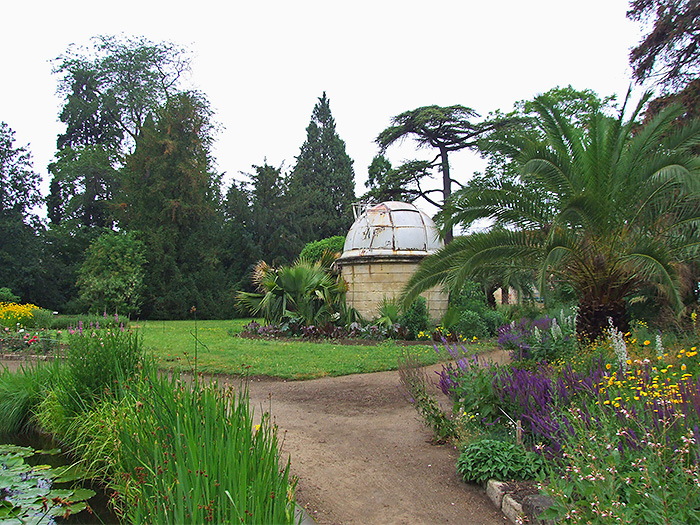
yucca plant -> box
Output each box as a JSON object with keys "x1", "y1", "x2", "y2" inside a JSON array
[{"x1": 403, "y1": 92, "x2": 700, "y2": 340}]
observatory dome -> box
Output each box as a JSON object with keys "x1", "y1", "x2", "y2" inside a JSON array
[{"x1": 338, "y1": 201, "x2": 443, "y2": 262}]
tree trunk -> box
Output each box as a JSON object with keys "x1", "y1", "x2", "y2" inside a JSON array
[
  {"x1": 576, "y1": 297, "x2": 629, "y2": 343},
  {"x1": 439, "y1": 144, "x2": 453, "y2": 244}
]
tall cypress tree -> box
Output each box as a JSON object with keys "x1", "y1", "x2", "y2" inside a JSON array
[{"x1": 286, "y1": 92, "x2": 355, "y2": 251}]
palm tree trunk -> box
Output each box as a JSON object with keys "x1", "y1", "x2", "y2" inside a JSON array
[{"x1": 576, "y1": 296, "x2": 629, "y2": 342}]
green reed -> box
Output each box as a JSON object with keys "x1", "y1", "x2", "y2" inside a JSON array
[{"x1": 112, "y1": 360, "x2": 298, "y2": 524}]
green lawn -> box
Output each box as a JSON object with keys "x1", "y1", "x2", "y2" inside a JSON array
[{"x1": 136, "y1": 319, "x2": 494, "y2": 379}]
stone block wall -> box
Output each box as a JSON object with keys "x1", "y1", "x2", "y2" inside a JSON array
[{"x1": 340, "y1": 260, "x2": 448, "y2": 323}]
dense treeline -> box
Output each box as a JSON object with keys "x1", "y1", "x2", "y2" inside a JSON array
[{"x1": 1, "y1": 37, "x2": 355, "y2": 319}]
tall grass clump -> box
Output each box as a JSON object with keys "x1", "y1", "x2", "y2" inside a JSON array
[
  {"x1": 61, "y1": 327, "x2": 142, "y2": 411},
  {"x1": 111, "y1": 361, "x2": 298, "y2": 524},
  {"x1": 0, "y1": 360, "x2": 61, "y2": 433}
]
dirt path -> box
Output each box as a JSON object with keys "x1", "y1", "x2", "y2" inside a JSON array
[{"x1": 230, "y1": 352, "x2": 511, "y2": 525}]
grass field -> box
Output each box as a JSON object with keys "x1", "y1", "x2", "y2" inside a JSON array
[{"x1": 136, "y1": 319, "x2": 495, "y2": 379}]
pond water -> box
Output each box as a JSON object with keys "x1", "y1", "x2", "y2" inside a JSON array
[{"x1": 0, "y1": 431, "x2": 120, "y2": 524}]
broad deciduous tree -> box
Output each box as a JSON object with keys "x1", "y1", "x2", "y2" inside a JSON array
[{"x1": 77, "y1": 231, "x2": 146, "y2": 316}]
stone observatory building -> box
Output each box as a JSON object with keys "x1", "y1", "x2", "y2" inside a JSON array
[{"x1": 335, "y1": 201, "x2": 448, "y2": 322}]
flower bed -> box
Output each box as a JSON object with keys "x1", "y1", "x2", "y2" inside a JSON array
[{"x1": 419, "y1": 321, "x2": 700, "y2": 523}]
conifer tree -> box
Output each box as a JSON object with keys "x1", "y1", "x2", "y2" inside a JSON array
[
  {"x1": 119, "y1": 92, "x2": 224, "y2": 319},
  {"x1": 286, "y1": 93, "x2": 356, "y2": 250}
]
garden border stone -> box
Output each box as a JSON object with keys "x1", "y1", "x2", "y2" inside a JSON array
[{"x1": 486, "y1": 478, "x2": 553, "y2": 524}]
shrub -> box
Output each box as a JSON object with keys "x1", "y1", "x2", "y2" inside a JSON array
[
  {"x1": 0, "y1": 287, "x2": 20, "y2": 303},
  {"x1": 455, "y1": 310, "x2": 488, "y2": 339},
  {"x1": 482, "y1": 309, "x2": 506, "y2": 336},
  {"x1": 299, "y1": 235, "x2": 345, "y2": 263},
  {"x1": 457, "y1": 439, "x2": 546, "y2": 484},
  {"x1": 399, "y1": 297, "x2": 429, "y2": 340}
]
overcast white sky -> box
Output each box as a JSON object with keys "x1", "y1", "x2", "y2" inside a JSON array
[{"x1": 2, "y1": 0, "x2": 645, "y2": 215}]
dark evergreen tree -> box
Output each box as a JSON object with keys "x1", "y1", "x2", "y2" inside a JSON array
[
  {"x1": 219, "y1": 180, "x2": 259, "y2": 316},
  {"x1": 286, "y1": 93, "x2": 356, "y2": 251},
  {"x1": 248, "y1": 162, "x2": 297, "y2": 264},
  {"x1": 627, "y1": 0, "x2": 700, "y2": 91},
  {"x1": 0, "y1": 122, "x2": 45, "y2": 304},
  {"x1": 119, "y1": 92, "x2": 225, "y2": 319},
  {"x1": 364, "y1": 154, "x2": 422, "y2": 204}
]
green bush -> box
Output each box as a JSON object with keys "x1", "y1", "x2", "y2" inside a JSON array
[
  {"x1": 482, "y1": 309, "x2": 506, "y2": 336},
  {"x1": 299, "y1": 235, "x2": 345, "y2": 263},
  {"x1": 456, "y1": 310, "x2": 488, "y2": 339},
  {"x1": 446, "y1": 281, "x2": 505, "y2": 338},
  {"x1": 0, "y1": 287, "x2": 20, "y2": 303},
  {"x1": 457, "y1": 439, "x2": 546, "y2": 484},
  {"x1": 399, "y1": 297, "x2": 429, "y2": 340}
]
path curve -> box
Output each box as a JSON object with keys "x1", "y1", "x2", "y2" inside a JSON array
[{"x1": 235, "y1": 352, "x2": 510, "y2": 525}]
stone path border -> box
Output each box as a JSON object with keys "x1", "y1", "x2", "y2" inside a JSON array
[{"x1": 486, "y1": 480, "x2": 554, "y2": 524}]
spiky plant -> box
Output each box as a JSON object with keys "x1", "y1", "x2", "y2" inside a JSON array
[{"x1": 236, "y1": 257, "x2": 347, "y2": 326}]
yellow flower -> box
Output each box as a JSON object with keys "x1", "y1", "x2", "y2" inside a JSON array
[
  {"x1": 681, "y1": 364, "x2": 687, "y2": 371},
  {"x1": 644, "y1": 340, "x2": 651, "y2": 346}
]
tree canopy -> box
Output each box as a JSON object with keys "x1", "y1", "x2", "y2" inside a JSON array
[
  {"x1": 376, "y1": 105, "x2": 515, "y2": 242},
  {"x1": 628, "y1": 0, "x2": 700, "y2": 91}
]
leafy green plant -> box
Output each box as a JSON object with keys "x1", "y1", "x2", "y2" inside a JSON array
[
  {"x1": 237, "y1": 259, "x2": 347, "y2": 326},
  {"x1": 455, "y1": 310, "x2": 488, "y2": 339},
  {"x1": 375, "y1": 297, "x2": 401, "y2": 329},
  {"x1": 457, "y1": 439, "x2": 546, "y2": 484},
  {"x1": 398, "y1": 296, "x2": 429, "y2": 340}
]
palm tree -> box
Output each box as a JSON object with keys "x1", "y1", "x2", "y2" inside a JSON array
[
  {"x1": 236, "y1": 257, "x2": 348, "y2": 326},
  {"x1": 402, "y1": 92, "x2": 700, "y2": 341}
]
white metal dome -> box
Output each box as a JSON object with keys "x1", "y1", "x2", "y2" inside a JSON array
[{"x1": 337, "y1": 201, "x2": 443, "y2": 262}]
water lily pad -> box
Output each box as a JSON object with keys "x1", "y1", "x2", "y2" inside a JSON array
[
  {"x1": 68, "y1": 488, "x2": 96, "y2": 501},
  {"x1": 34, "y1": 448, "x2": 61, "y2": 455},
  {"x1": 0, "y1": 445, "x2": 34, "y2": 457},
  {"x1": 53, "y1": 464, "x2": 93, "y2": 483}
]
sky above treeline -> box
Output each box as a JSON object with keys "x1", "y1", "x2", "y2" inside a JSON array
[{"x1": 2, "y1": 0, "x2": 646, "y2": 215}]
